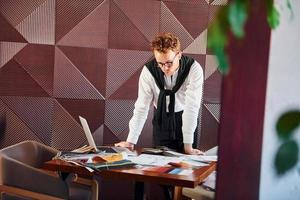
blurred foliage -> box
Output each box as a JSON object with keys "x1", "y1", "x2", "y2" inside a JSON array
[
  {"x1": 266, "y1": 0, "x2": 280, "y2": 28},
  {"x1": 207, "y1": 0, "x2": 292, "y2": 74},
  {"x1": 276, "y1": 111, "x2": 300, "y2": 139},
  {"x1": 275, "y1": 140, "x2": 299, "y2": 175},
  {"x1": 275, "y1": 111, "x2": 300, "y2": 175}
]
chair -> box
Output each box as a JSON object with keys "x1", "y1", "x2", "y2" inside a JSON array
[
  {"x1": 182, "y1": 186, "x2": 214, "y2": 200},
  {"x1": 0, "y1": 140, "x2": 98, "y2": 200}
]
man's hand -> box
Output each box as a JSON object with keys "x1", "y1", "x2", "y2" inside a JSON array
[
  {"x1": 114, "y1": 141, "x2": 134, "y2": 149},
  {"x1": 184, "y1": 143, "x2": 204, "y2": 155}
]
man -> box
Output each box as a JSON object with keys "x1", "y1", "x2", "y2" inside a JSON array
[{"x1": 115, "y1": 32, "x2": 203, "y2": 155}]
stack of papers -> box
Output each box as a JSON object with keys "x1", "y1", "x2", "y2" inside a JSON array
[
  {"x1": 54, "y1": 151, "x2": 135, "y2": 171},
  {"x1": 127, "y1": 153, "x2": 217, "y2": 168},
  {"x1": 185, "y1": 155, "x2": 217, "y2": 163},
  {"x1": 128, "y1": 154, "x2": 183, "y2": 166}
]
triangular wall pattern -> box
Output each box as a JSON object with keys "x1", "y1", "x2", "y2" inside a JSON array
[
  {"x1": 0, "y1": 0, "x2": 223, "y2": 152},
  {"x1": 57, "y1": 0, "x2": 109, "y2": 48},
  {"x1": 53, "y1": 47, "x2": 104, "y2": 99},
  {"x1": 0, "y1": 42, "x2": 27, "y2": 68}
]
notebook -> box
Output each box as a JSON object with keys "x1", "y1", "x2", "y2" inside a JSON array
[{"x1": 79, "y1": 116, "x2": 135, "y2": 155}]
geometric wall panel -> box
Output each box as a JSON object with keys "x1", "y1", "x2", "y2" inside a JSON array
[
  {"x1": 113, "y1": 0, "x2": 160, "y2": 41},
  {"x1": 204, "y1": 103, "x2": 221, "y2": 123},
  {"x1": 16, "y1": 0, "x2": 55, "y2": 45},
  {"x1": 1, "y1": 96, "x2": 54, "y2": 145},
  {"x1": 51, "y1": 100, "x2": 86, "y2": 150},
  {"x1": 203, "y1": 70, "x2": 222, "y2": 104},
  {"x1": 211, "y1": 0, "x2": 228, "y2": 6},
  {"x1": 160, "y1": 2, "x2": 194, "y2": 50},
  {"x1": 0, "y1": 99, "x2": 42, "y2": 148},
  {"x1": 57, "y1": 0, "x2": 109, "y2": 48},
  {"x1": 53, "y1": 47, "x2": 104, "y2": 100},
  {"x1": 58, "y1": 46, "x2": 107, "y2": 97},
  {"x1": 55, "y1": 0, "x2": 105, "y2": 42},
  {"x1": 109, "y1": 68, "x2": 142, "y2": 100},
  {"x1": 205, "y1": 54, "x2": 218, "y2": 80},
  {"x1": 108, "y1": 1, "x2": 150, "y2": 51},
  {"x1": 163, "y1": 0, "x2": 209, "y2": 39},
  {"x1": 183, "y1": 29, "x2": 207, "y2": 55},
  {"x1": 0, "y1": 0, "x2": 223, "y2": 152},
  {"x1": 0, "y1": 15, "x2": 27, "y2": 43},
  {"x1": 0, "y1": 42, "x2": 27, "y2": 68},
  {"x1": 104, "y1": 100, "x2": 135, "y2": 135},
  {"x1": 14, "y1": 44, "x2": 54, "y2": 96},
  {"x1": 0, "y1": 0, "x2": 45, "y2": 27},
  {"x1": 185, "y1": 54, "x2": 206, "y2": 70},
  {"x1": 56, "y1": 98, "x2": 105, "y2": 132},
  {"x1": 199, "y1": 105, "x2": 219, "y2": 151},
  {"x1": 0, "y1": 59, "x2": 49, "y2": 97},
  {"x1": 103, "y1": 124, "x2": 121, "y2": 145},
  {"x1": 106, "y1": 49, "x2": 152, "y2": 98}
]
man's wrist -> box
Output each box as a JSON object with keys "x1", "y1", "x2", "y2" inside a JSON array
[
  {"x1": 184, "y1": 143, "x2": 192, "y2": 148},
  {"x1": 125, "y1": 141, "x2": 134, "y2": 147}
]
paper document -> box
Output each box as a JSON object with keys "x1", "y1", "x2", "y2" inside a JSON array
[
  {"x1": 202, "y1": 171, "x2": 216, "y2": 190},
  {"x1": 128, "y1": 154, "x2": 183, "y2": 166},
  {"x1": 185, "y1": 155, "x2": 217, "y2": 163}
]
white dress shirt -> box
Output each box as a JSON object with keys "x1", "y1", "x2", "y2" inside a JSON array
[{"x1": 126, "y1": 60, "x2": 203, "y2": 144}]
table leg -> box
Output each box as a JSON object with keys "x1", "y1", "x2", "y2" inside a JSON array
[{"x1": 173, "y1": 186, "x2": 182, "y2": 200}]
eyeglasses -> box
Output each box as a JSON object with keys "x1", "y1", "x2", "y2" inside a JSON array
[{"x1": 157, "y1": 52, "x2": 179, "y2": 68}]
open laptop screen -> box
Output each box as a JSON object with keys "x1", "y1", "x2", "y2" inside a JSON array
[
  {"x1": 79, "y1": 116, "x2": 98, "y2": 151},
  {"x1": 79, "y1": 116, "x2": 136, "y2": 155}
]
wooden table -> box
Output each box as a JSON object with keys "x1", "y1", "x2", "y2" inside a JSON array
[{"x1": 43, "y1": 155, "x2": 216, "y2": 200}]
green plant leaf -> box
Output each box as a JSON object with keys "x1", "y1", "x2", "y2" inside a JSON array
[
  {"x1": 208, "y1": 22, "x2": 229, "y2": 74},
  {"x1": 207, "y1": 6, "x2": 230, "y2": 74},
  {"x1": 208, "y1": 22, "x2": 226, "y2": 50},
  {"x1": 275, "y1": 140, "x2": 299, "y2": 175},
  {"x1": 214, "y1": 47, "x2": 229, "y2": 74},
  {"x1": 286, "y1": 0, "x2": 294, "y2": 19},
  {"x1": 228, "y1": 0, "x2": 248, "y2": 38},
  {"x1": 267, "y1": 3, "x2": 280, "y2": 29},
  {"x1": 276, "y1": 110, "x2": 300, "y2": 140}
]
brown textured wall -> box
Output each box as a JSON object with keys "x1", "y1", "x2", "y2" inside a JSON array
[{"x1": 0, "y1": 0, "x2": 224, "y2": 151}]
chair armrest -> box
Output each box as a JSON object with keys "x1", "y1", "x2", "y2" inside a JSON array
[
  {"x1": 0, "y1": 185, "x2": 64, "y2": 200},
  {"x1": 1, "y1": 156, "x2": 69, "y2": 199}
]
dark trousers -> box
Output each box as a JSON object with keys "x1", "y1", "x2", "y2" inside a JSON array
[
  {"x1": 152, "y1": 109, "x2": 199, "y2": 200},
  {"x1": 152, "y1": 109, "x2": 198, "y2": 152}
]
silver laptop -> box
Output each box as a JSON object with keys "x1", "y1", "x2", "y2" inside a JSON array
[
  {"x1": 79, "y1": 116, "x2": 134, "y2": 154},
  {"x1": 79, "y1": 116, "x2": 99, "y2": 151}
]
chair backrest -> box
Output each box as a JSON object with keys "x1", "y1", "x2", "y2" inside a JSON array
[
  {"x1": 0, "y1": 140, "x2": 69, "y2": 199},
  {"x1": 0, "y1": 140, "x2": 58, "y2": 168}
]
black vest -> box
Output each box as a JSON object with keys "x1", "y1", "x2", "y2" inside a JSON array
[{"x1": 145, "y1": 55, "x2": 195, "y2": 150}]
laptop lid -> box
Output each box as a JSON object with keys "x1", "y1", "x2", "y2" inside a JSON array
[
  {"x1": 78, "y1": 116, "x2": 134, "y2": 155},
  {"x1": 79, "y1": 116, "x2": 98, "y2": 151}
]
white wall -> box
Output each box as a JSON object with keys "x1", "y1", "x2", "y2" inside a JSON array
[{"x1": 260, "y1": 0, "x2": 300, "y2": 199}]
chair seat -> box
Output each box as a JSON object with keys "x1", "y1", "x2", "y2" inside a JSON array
[{"x1": 182, "y1": 185, "x2": 214, "y2": 200}]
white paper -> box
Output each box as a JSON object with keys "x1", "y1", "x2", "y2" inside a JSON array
[
  {"x1": 128, "y1": 154, "x2": 183, "y2": 166},
  {"x1": 185, "y1": 155, "x2": 217, "y2": 163}
]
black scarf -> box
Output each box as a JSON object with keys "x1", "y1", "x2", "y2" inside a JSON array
[{"x1": 146, "y1": 55, "x2": 194, "y2": 136}]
